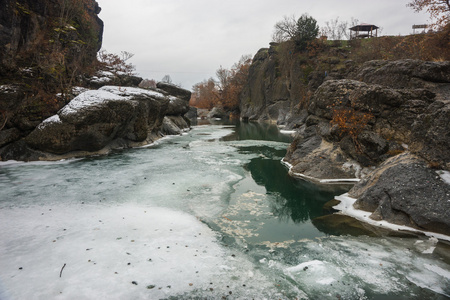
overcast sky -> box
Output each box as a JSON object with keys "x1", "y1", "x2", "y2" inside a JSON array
[{"x1": 95, "y1": 0, "x2": 429, "y2": 90}]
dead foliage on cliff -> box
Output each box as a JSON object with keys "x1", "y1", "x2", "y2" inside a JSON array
[
  {"x1": 329, "y1": 101, "x2": 374, "y2": 153},
  {"x1": 350, "y1": 25, "x2": 450, "y2": 62}
]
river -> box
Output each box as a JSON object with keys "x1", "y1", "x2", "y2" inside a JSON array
[{"x1": 0, "y1": 121, "x2": 449, "y2": 299}]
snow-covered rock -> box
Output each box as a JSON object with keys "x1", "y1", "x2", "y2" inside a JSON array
[
  {"x1": 348, "y1": 152, "x2": 450, "y2": 236},
  {"x1": 12, "y1": 86, "x2": 191, "y2": 160}
]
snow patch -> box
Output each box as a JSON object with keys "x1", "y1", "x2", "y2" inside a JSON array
[
  {"x1": 72, "y1": 86, "x2": 90, "y2": 96},
  {"x1": 333, "y1": 193, "x2": 450, "y2": 242},
  {"x1": 100, "y1": 86, "x2": 166, "y2": 100},
  {"x1": 437, "y1": 170, "x2": 450, "y2": 186},
  {"x1": 97, "y1": 70, "x2": 114, "y2": 77},
  {"x1": 0, "y1": 205, "x2": 226, "y2": 299},
  {"x1": 0, "y1": 85, "x2": 18, "y2": 93},
  {"x1": 342, "y1": 161, "x2": 362, "y2": 178},
  {"x1": 90, "y1": 76, "x2": 113, "y2": 84},
  {"x1": 59, "y1": 90, "x2": 128, "y2": 116},
  {"x1": 279, "y1": 129, "x2": 297, "y2": 135},
  {"x1": 281, "y1": 158, "x2": 360, "y2": 185},
  {"x1": 37, "y1": 115, "x2": 61, "y2": 130}
]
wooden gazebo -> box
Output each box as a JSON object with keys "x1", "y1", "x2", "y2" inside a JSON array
[{"x1": 350, "y1": 23, "x2": 379, "y2": 39}]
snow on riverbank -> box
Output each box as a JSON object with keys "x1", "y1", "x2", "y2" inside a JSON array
[
  {"x1": 279, "y1": 129, "x2": 297, "y2": 135},
  {"x1": 281, "y1": 158, "x2": 360, "y2": 185},
  {"x1": 334, "y1": 193, "x2": 450, "y2": 242}
]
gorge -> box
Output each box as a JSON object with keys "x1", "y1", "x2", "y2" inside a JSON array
[{"x1": 1, "y1": 1, "x2": 450, "y2": 299}]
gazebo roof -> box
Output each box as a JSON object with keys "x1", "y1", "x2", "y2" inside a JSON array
[{"x1": 350, "y1": 23, "x2": 379, "y2": 31}]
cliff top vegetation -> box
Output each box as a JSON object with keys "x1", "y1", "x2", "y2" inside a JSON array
[{"x1": 190, "y1": 0, "x2": 449, "y2": 116}]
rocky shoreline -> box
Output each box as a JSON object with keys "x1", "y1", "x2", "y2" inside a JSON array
[{"x1": 241, "y1": 52, "x2": 450, "y2": 237}]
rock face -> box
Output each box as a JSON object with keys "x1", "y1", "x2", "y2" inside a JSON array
[
  {"x1": 0, "y1": 0, "x2": 105, "y2": 152},
  {"x1": 207, "y1": 107, "x2": 228, "y2": 119},
  {"x1": 285, "y1": 60, "x2": 450, "y2": 174},
  {"x1": 265, "y1": 58, "x2": 450, "y2": 235},
  {"x1": 239, "y1": 47, "x2": 293, "y2": 123},
  {"x1": 0, "y1": 0, "x2": 103, "y2": 73},
  {"x1": 239, "y1": 43, "x2": 352, "y2": 124},
  {"x1": 0, "y1": 85, "x2": 192, "y2": 161},
  {"x1": 349, "y1": 153, "x2": 450, "y2": 235}
]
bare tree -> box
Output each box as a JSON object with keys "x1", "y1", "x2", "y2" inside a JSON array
[
  {"x1": 139, "y1": 79, "x2": 157, "y2": 89},
  {"x1": 97, "y1": 50, "x2": 136, "y2": 75},
  {"x1": 272, "y1": 15, "x2": 297, "y2": 42},
  {"x1": 161, "y1": 75, "x2": 173, "y2": 84},
  {"x1": 323, "y1": 17, "x2": 349, "y2": 40},
  {"x1": 215, "y1": 66, "x2": 231, "y2": 92},
  {"x1": 350, "y1": 17, "x2": 360, "y2": 28},
  {"x1": 408, "y1": 0, "x2": 450, "y2": 29}
]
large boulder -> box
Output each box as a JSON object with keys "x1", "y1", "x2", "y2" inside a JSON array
[
  {"x1": 156, "y1": 82, "x2": 192, "y2": 102},
  {"x1": 285, "y1": 125, "x2": 361, "y2": 181},
  {"x1": 185, "y1": 107, "x2": 198, "y2": 120},
  {"x1": 207, "y1": 107, "x2": 228, "y2": 119},
  {"x1": 156, "y1": 82, "x2": 191, "y2": 116},
  {"x1": 0, "y1": 86, "x2": 192, "y2": 160},
  {"x1": 288, "y1": 76, "x2": 449, "y2": 169},
  {"x1": 349, "y1": 153, "x2": 450, "y2": 235}
]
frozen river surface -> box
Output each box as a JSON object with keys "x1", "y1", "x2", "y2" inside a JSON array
[{"x1": 0, "y1": 122, "x2": 449, "y2": 300}]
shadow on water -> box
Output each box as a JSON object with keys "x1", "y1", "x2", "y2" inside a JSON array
[
  {"x1": 221, "y1": 121, "x2": 293, "y2": 143},
  {"x1": 242, "y1": 147, "x2": 349, "y2": 224},
  {"x1": 199, "y1": 120, "x2": 366, "y2": 237},
  {"x1": 207, "y1": 120, "x2": 356, "y2": 238}
]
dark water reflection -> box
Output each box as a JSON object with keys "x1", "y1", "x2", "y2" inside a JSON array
[
  {"x1": 217, "y1": 121, "x2": 352, "y2": 239},
  {"x1": 221, "y1": 121, "x2": 293, "y2": 143},
  {"x1": 244, "y1": 153, "x2": 348, "y2": 224}
]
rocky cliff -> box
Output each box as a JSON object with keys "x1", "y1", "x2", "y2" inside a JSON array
[
  {"x1": 239, "y1": 42, "x2": 351, "y2": 125},
  {"x1": 0, "y1": 0, "x2": 104, "y2": 152},
  {"x1": 0, "y1": 0, "x2": 103, "y2": 73},
  {"x1": 242, "y1": 44, "x2": 450, "y2": 236}
]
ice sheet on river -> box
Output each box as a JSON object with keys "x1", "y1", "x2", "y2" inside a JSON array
[
  {"x1": 1, "y1": 124, "x2": 449, "y2": 299},
  {"x1": 0, "y1": 204, "x2": 287, "y2": 299}
]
